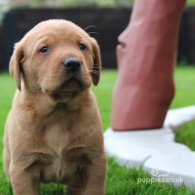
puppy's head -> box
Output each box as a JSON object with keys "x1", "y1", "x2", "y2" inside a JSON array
[{"x1": 9, "y1": 19, "x2": 101, "y2": 101}]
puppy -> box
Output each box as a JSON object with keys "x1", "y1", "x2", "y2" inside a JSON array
[{"x1": 3, "y1": 19, "x2": 106, "y2": 195}]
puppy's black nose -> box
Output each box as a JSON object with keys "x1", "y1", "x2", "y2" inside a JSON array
[{"x1": 63, "y1": 57, "x2": 81, "y2": 72}]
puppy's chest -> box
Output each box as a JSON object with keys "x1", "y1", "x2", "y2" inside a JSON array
[
  {"x1": 40, "y1": 118, "x2": 86, "y2": 183},
  {"x1": 44, "y1": 111, "x2": 78, "y2": 153},
  {"x1": 45, "y1": 122, "x2": 69, "y2": 154}
]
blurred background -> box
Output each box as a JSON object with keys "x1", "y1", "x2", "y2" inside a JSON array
[{"x1": 0, "y1": 0, "x2": 195, "y2": 71}]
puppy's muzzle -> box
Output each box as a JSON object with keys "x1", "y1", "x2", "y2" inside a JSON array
[{"x1": 63, "y1": 57, "x2": 81, "y2": 72}]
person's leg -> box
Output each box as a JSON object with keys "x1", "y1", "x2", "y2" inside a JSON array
[{"x1": 111, "y1": 0, "x2": 186, "y2": 131}]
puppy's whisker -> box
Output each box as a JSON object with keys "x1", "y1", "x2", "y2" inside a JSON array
[
  {"x1": 89, "y1": 69, "x2": 101, "y2": 72},
  {"x1": 89, "y1": 69, "x2": 98, "y2": 72},
  {"x1": 89, "y1": 64, "x2": 100, "y2": 68},
  {"x1": 84, "y1": 25, "x2": 96, "y2": 31},
  {"x1": 88, "y1": 32, "x2": 99, "y2": 35},
  {"x1": 89, "y1": 66, "x2": 106, "y2": 71},
  {"x1": 89, "y1": 70, "x2": 99, "y2": 74},
  {"x1": 89, "y1": 67, "x2": 101, "y2": 70}
]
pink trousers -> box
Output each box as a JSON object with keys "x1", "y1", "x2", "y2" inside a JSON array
[{"x1": 111, "y1": 0, "x2": 185, "y2": 131}]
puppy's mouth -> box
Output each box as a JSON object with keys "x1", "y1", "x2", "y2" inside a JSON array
[
  {"x1": 52, "y1": 77, "x2": 84, "y2": 99},
  {"x1": 60, "y1": 77, "x2": 83, "y2": 91}
]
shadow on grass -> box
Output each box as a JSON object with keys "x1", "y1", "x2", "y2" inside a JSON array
[{"x1": 41, "y1": 183, "x2": 66, "y2": 195}]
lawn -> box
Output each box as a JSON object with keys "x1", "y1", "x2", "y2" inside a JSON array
[
  {"x1": 187, "y1": 0, "x2": 195, "y2": 5},
  {"x1": 0, "y1": 66, "x2": 195, "y2": 194}
]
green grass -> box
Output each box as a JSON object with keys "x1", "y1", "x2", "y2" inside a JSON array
[
  {"x1": 187, "y1": 0, "x2": 195, "y2": 5},
  {"x1": 24, "y1": 0, "x2": 195, "y2": 7},
  {"x1": 1, "y1": 66, "x2": 195, "y2": 194}
]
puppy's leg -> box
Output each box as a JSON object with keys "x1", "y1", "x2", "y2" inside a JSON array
[
  {"x1": 83, "y1": 154, "x2": 107, "y2": 195},
  {"x1": 3, "y1": 148, "x2": 10, "y2": 180},
  {"x1": 67, "y1": 154, "x2": 106, "y2": 195},
  {"x1": 3, "y1": 125, "x2": 11, "y2": 180},
  {"x1": 67, "y1": 168, "x2": 88, "y2": 195},
  {"x1": 9, "y1": 163, "x2": 40, "y2": 195}
]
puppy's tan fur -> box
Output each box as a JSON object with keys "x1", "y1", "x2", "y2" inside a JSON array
[{"x1": 3, "y1": 19, "x2": 106, "y2": 195}]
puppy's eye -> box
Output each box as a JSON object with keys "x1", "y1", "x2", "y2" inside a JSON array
[
  {"x1": 79, "y1": 43, "x2": 87, "y2": 51},
  {"x1": 39, "y1": 46, "x2": 49, "y2": 54}
]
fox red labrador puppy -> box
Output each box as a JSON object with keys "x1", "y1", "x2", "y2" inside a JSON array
[{"x1": 3, "y1": 19, "x2": 106, "y2": 195}]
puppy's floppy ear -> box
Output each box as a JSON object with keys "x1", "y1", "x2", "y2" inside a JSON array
[
  {"x1": 90, "y1": 38, "x2": 102, "y2": 86},
  {"x1": 9, "y1": 42, "x2": 25, "y2": 90}
]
